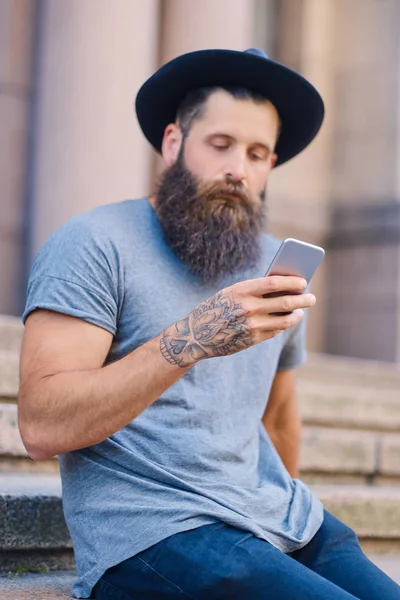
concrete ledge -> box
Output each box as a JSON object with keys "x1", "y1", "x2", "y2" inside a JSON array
[
  {"x1": 313, "y1": 484, "x2": 400, "y2": 538},
  {"x1": 0, "y1": 494, "x2": 71, "y2": 551},
  {"x1": 0, "y1": 475, "x2": 71, "y2": 556},
  {"x1": 0, "y1": 316, "x2": 23, "y2": 354},
  {"x1": 0, "y1": 549, "x2": 75, "y2": 574}
]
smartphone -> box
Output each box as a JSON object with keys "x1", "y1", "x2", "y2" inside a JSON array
[{"x1": 264, "y1": 238, "x2": 325, "y2": 315}]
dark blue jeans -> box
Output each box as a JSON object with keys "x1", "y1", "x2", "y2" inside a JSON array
[{"x1": 93, "y1": 510, "x2": 400, "y2": 599}]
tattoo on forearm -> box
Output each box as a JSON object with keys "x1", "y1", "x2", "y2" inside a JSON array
[{"x1": 160, "y1": 291, "x2": 253, "y2": 368}]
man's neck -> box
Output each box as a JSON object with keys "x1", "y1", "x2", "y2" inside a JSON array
[{"x1": 147, "y1": 195, "x2": 156, "y2": 209}]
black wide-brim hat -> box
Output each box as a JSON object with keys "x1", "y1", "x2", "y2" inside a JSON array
[{"x1": 135, "y1": 48, "x2": 324, "y2": 167}]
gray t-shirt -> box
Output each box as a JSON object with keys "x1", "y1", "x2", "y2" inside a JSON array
[{"x1": 23, "y1": 198, "x2": 323, "y2": 598}]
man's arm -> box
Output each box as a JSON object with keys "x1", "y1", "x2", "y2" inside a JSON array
[
  {"x1": 19, "y1": 276, "x2": 311, "y2": 462},
  {"x1": 18, "y1": 309, "x2": 193, "y2": 461},
  {"x1": 262, "y1": 369, "x2": 302, "y2": 478}
]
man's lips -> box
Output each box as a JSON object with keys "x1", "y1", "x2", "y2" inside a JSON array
[{"x1": 213, "y1": 192, "x2": 244, "y2": 203}]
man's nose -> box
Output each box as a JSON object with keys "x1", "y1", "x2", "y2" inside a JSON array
[{"x1": 225, "y1": 154, "x2": 246, "y2": 184}]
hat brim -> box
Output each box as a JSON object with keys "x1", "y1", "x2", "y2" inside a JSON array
[{"x1": 135, "y1": 49, "x2": 324, "y2": 167}]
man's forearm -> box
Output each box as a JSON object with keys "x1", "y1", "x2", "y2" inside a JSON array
[
  {"x1": 19, "y1": 331, "x2": 192, "y2": 460},
  {"x1": 262, "y1": 370, "x2": 303, "y2": 478},
  {"x1": 267, "y1": 421, "x2": 302, "y2": 478},
  {"x1": 263, "y1": 385, "x2": 302, "y2": 478}
]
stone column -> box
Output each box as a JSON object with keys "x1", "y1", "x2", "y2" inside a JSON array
[
  {"x1": 152, "y1": 0, "x2": 255, "y2": 177},
  {"x1": 0, "y1": 0, "x2": 37, "y2": 314},
  {"x1": 29, "y1": 0, "x2": 160, "y2": 260},
  {"x1": 159, "y1": 0, "x2": 254, "y2": 64},
  {"x1": 326, "y1": 0, "x2": 400, "y2": 361},
  {"x1": 267, "y1": 0, "x2": 335, "y2": 352}
]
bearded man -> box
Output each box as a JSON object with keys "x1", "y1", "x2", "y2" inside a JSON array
[{"x1": 18, "y1": 49, "x2": 400, "y2": 600}]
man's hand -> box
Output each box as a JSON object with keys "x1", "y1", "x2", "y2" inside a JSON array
[{"x1": 160, "y1": 276, "x2": 315, "y2": 368}]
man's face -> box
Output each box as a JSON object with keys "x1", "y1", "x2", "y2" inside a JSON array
[
  {"x1": 182, "y1": 90, "x2": 279, "y2": 196},
  {"x1": 154, "y1": 90, "x2": 280, "y2": 284}
]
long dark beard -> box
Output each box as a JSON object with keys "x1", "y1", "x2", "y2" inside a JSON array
[{"x1": 154, "y1": 156, "x2": 267, "y2": 284}]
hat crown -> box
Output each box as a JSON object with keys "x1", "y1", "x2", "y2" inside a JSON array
[{"x1": 244, "y1": 47, "x2": 269, "y2": 60}]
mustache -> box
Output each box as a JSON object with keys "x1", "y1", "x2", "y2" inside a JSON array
[
  {"x1": 201, "y1": 181, "x2": 251, "y2": 202},
  {"x1": 180, "y1": 180, "x2": 263, "y2": 224}
]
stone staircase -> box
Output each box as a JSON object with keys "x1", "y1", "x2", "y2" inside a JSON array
[
  {"x1": 298, "y1": 354, "x2": 400, "y2": 490},
  {"x1": 1, "y1": 315, "x2": 400, "y2": 597}
]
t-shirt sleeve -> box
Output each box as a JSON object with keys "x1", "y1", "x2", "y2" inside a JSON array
[
  {"x1": 277, "y1": 312, "x2": 308, "y2": 372},
  {"x1": 22, "y1": 216, "x2": 119, "y2": 335}
]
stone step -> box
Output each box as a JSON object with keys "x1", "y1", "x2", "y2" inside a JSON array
[
  {"x1": 298, "y1": 379, "x2": 400, "y2": 431},
  {"x1": 1, "y1": 475, "x2": 400, "y2": 558},
  {"x1": 0, "y1": 315, "x2": 23, "y2": 354},
  {"x1": 0, "y1": 456, "x2": 59, "y2": 474},
  {"x1": 2, "y1": 352, "x2": 400, "y2": 429},
  {"x1": 301, "y1": 426, "x2": 400, "y2": 480},
  {"x1": 0, "y1": 401, "x2": 60, "y2": 473},
  {"x1": 0, "y1": 401, "x2": 25, "y2": 456},
  {"x1": 2, "y1": 398, "x2": 400, "y2": 480},
  {"x1": 314, "y1": 484, "x2": 400, "y2": 543},
  {"x1": 0, "y1": 350, "x2": 19, "y2": 398},
  {"x1": 1, "y1": 327, "x2": 400, "y2": 477},
  {"x1": 299, "y1": 351, "x2": 400, "y2": 389},
  {"x1": 368, "y1": 555, "x2": 400, "y2": 584},
  {"x1": 0, "y1": 571, "x2": 75, "y2": 600}
]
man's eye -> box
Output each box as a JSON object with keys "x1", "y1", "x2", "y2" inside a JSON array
[
  {"x1": 250, "y1": 152, "x2": 265, "y2": 161},
  {"x1": 213, "y1": 144, "x2": 229, "y2": 151}
]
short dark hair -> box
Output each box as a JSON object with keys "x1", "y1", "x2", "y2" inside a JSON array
[{"x1": 176, "y1": 87, "x2": 272, "y2": 140}]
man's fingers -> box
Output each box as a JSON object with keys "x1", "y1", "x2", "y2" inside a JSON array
[
  {"x1": 237, "y1": 276, "x2": 308, "y2": 297},
  {"x1": 259, "y1": 308, "x2": 305, "y2": 332},
  {"x1": 251, "y1": 293, "x2": 316, "y2": 315}
]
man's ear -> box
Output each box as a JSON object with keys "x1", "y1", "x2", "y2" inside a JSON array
[
  {"x1": 161, "y1": 124, "x2": 183, "y2": 167},
  {"x1": 271, "y1": 153, "x2": 278, "y2": 169}
]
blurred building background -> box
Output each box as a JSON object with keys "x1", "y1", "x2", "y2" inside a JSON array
[{"x1": 2, "y1": 0, "x2": 400, "y2": 361}]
